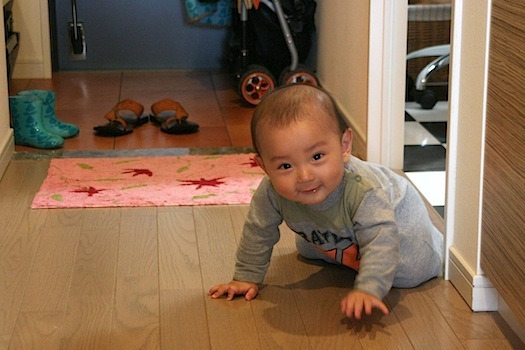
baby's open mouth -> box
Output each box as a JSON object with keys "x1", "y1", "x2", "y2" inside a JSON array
[{"x1": 302, "y1": 187, "x2": 319, "y2": 194}]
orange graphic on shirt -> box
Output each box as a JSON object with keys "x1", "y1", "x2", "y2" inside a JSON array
[
  {"x1": 341, "y1": 244, "x2": 360, "y2": 270},
  {"x1": 316, "y1": 244, "x2": 360, "y2": 271}
]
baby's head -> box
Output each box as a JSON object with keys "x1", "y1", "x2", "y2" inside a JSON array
[
  {"x1": 251, "y1": 84, "x2": 353, "y2": 205},
  {"x1": 251, "y1": 84, "x2": 349, "y2": 156}
]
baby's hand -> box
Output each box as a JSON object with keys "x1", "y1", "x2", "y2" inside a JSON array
[
  {"x1": 341, "y1": 290, "x2": 389, "y2": 319},
  {"x1": 208, "y1": 280, "x2": 259, "y2": 301}
]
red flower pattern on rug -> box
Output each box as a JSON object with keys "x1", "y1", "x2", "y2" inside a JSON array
[
  {"x1": 243, "y1": 158, "x2": 259, "y2": 168},
  {"x1": 178, "y1": 177, "x2": 226, "y2": 189},
  {"x1": 71, "y1": 186, "x2": 107, "y2": 197},
  {"x1": 122, "y1": 168, "x2": 153, "y2": 177}
]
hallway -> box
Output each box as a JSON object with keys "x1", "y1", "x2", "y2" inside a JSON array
[{"x1": 10, "y1": 70, "x2": 447, "y2": 215}]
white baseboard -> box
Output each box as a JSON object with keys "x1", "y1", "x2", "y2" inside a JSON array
[
  {"x1": 0, "y1": 130, "x2": 14, "y2": 180},
  {"x1": 448, "y1": 246, "x2": 498, "y2": 311}
]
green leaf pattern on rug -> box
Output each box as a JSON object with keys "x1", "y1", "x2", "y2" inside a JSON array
[
  {"x1": 177, "y1": 165, "x2": 189, "y2": 173},
  {"x1": 121, "y1": 184, "x2": 148, "y2": 190},
  {"x1": 94, "y1": 178, "x2": 126, "y2": 182},
  {"x1": 114, "y1": 159, "x2": 141, "y2": 165},
  {"x1": 77, "y1": 163, "x2": 93, "y2": 170},
  {"x1": 51, "y1": 194, "x2": 63, "y2": 202},
  {"x1": 192, "y1": 194, "x2": 218, "y2": 200}
]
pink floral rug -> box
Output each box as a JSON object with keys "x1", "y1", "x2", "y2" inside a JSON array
[{"x1": 31, "y1": 154, "x2": 265, "y2": 209}]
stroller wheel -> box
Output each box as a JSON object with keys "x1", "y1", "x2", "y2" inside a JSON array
[
  {"x1": 238, "y1": 65, "x2": 276, "y2": 106},
  {"x1": 417, "y1": 89, "x2": 438, "y2": 110},
  {"x1": 279, "y1": 65, "x2": 319, "y2": 86}
]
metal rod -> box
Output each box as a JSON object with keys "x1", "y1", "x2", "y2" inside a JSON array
[
  {"x1": 240, "y1": 2, "x2": 248, "y2": 68},
  {"x1": 72, "y1": 0, "x2": 78, "y2": 39},
  {"x1": 273, "y1": 0, "x2": 298, "y2": 71}
]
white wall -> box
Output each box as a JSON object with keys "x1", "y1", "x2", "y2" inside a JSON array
[
  {"x1": 316, "y1": 0, "x2": 370, "y2": 160},
  {"x1": 446, "y1": 0, "x2": 498, "y2": 311},
  {"x1": 315, "y1": 0, "x2": 405, "y2": 168},
  {"x1": 11, "y1": 0, "x2": 51, "y2": 78}
]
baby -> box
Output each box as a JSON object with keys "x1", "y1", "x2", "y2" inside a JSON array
[{"x1": 209, "y1": 84, "x2": 443, "y2": 319}]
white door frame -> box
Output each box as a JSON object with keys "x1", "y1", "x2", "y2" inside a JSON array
[
  {"x1": 367, "y1": 0, "x2": 407, "y2": 170},
  {"x1": 369, "y1": 0, "x2": 453, "y2": 278}
]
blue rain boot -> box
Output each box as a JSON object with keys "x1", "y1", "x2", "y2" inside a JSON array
[
  {"x1": 9, "y1": 95, "x2": 64, "y2": 149},
  {"x1": 18, "y1": 90, "x2": 79, "y2": 138}
]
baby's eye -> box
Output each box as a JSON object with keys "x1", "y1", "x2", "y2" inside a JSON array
[
  {"x1": 278, "y1": 163, "x2": 292, "y2": 170},
  {"x1": 313, "y1": 153, "x2": 324, "y2": 161}
]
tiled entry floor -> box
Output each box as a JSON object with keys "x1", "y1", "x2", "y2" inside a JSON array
[{"x1": 404, "y1": 101, "x2": 448, "y2": 216}]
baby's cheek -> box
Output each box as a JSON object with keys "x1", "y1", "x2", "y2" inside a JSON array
[{"x1": 274, "y1": 182, "x2": 295, "y2": 200}]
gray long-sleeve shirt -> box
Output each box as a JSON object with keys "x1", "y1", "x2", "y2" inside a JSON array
[{"x1": 233, "y1": 157, "x2": 443, "y2": 299}]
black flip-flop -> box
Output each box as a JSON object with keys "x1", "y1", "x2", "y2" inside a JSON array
[
  {"x1": 94, "y1": 99, "x2": 148, "y2": 137},
  {"x1": 94, "y1": 115, "x2": 149, "y2": 136},
  {"x1": 150, "y1": 115, "x2": 199, "y2": 135},
  {"x1": 150, "y1": 99, "x2": 199, "y2": 135}
]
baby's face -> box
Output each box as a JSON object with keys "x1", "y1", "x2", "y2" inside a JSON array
[{"x1": 256, "y1": 112, "x2": 351, "y2": 205}]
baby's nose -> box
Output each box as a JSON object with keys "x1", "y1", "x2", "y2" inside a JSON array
[{"x1": 297, "y1": 166, "x2": 315, "y2": 183}]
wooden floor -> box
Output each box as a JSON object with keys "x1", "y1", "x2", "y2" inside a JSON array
[{"x1": 1, "y1": 159, "x2": 523, "y2": 349}]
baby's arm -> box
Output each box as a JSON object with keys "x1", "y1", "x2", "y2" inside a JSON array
[
  {"x1": 208, "y1": 280, "x2": 259, "y2": 301},
  {"x1": 351, "y1": 189, "x2": 400, "y2": 302},
  {"x1": 341, "y1": 290, "x2": 389, "y2": 319},
  {"x1": 209, "y1": 177, "x2": 282, "y2": 301}
]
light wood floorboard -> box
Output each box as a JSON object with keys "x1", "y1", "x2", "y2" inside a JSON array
[
  {"x1": 0, "y1": 159, "x2": 523, "y2": 349},
  {"x1": 111, "y1": 208, "x2": 159, "y2": 350}
]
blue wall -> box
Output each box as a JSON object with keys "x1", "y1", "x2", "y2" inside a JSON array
[{"x1": 55, "y1": 0, "x2": 230, "y2": 70}]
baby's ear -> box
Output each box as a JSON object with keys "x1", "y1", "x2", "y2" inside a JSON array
[
  {"x1": 341, "y1": 129, "x2": 353, "y2": 161},
  {"x1": 254, "y1": 154, "x2": 266, "y2": 172}
]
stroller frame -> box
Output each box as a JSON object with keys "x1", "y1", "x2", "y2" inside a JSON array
[{"x1": 236, "y1": 0, "x2": 318, "y2": 106}]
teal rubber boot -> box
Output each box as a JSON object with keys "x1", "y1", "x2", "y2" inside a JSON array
[
  {"x1": 9, "y1": 95, "x2": 64, "y2": 149},
  {"x1": 18, "y1": 90, "x2": 79, "y2": 138}
]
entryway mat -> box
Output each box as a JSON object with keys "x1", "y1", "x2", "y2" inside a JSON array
[{"x1": 31, "y1": 153, "x2": 264, "y2": 208}]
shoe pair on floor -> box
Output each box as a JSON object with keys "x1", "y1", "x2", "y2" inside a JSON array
[
  {"x1": 93, "y1": 99, "x2": 199, "y2": 137},
  {"x1": 9, "y1": 90, "x2": 80, "y2": 149}
]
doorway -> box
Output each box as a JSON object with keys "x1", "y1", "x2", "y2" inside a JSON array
[{"x1": 403, "y1": 0, "x2": 451, "y2": 217}]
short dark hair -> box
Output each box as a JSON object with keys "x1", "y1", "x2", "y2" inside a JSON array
[{"x1": 251, "y1": 84, "x2": 349, "y2": 154}]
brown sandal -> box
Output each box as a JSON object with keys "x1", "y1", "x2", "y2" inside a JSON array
[
  {"x1": 94, "y1": 99, "x2": 148, "y2": 137},
  {"x1": 150, "y1": 99, "x2": 199, "y2": 135}
]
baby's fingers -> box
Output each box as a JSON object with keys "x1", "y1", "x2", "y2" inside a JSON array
[
  {"x1": 363, "y1": 298, "x2": 373, "y2": 316},
  {"x1": 341, "y1": 298, "x2": 355, "y2": 318},
  {"x1": 226, "y1": 286, "x2": 239, "y2": 300},
  {"x1": 208, "y1": 285, "x2": 228, "y2": 299},
  {"x1": 353, "y1": 301, "x2": 364, "y2": 319},
  {"x1": 208, "y1": 285, "x2": 219, "y2": 296},
  {"x1": 372, "y1": 299, "x2": 390, "y2": 315},
  {"x1": 244, "y1": 287, "x2": 258, "y2": 301}
]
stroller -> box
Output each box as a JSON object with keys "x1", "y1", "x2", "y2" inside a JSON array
[{"x1": 232, "y1": 0, "x2": 318, "y2": 105}]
